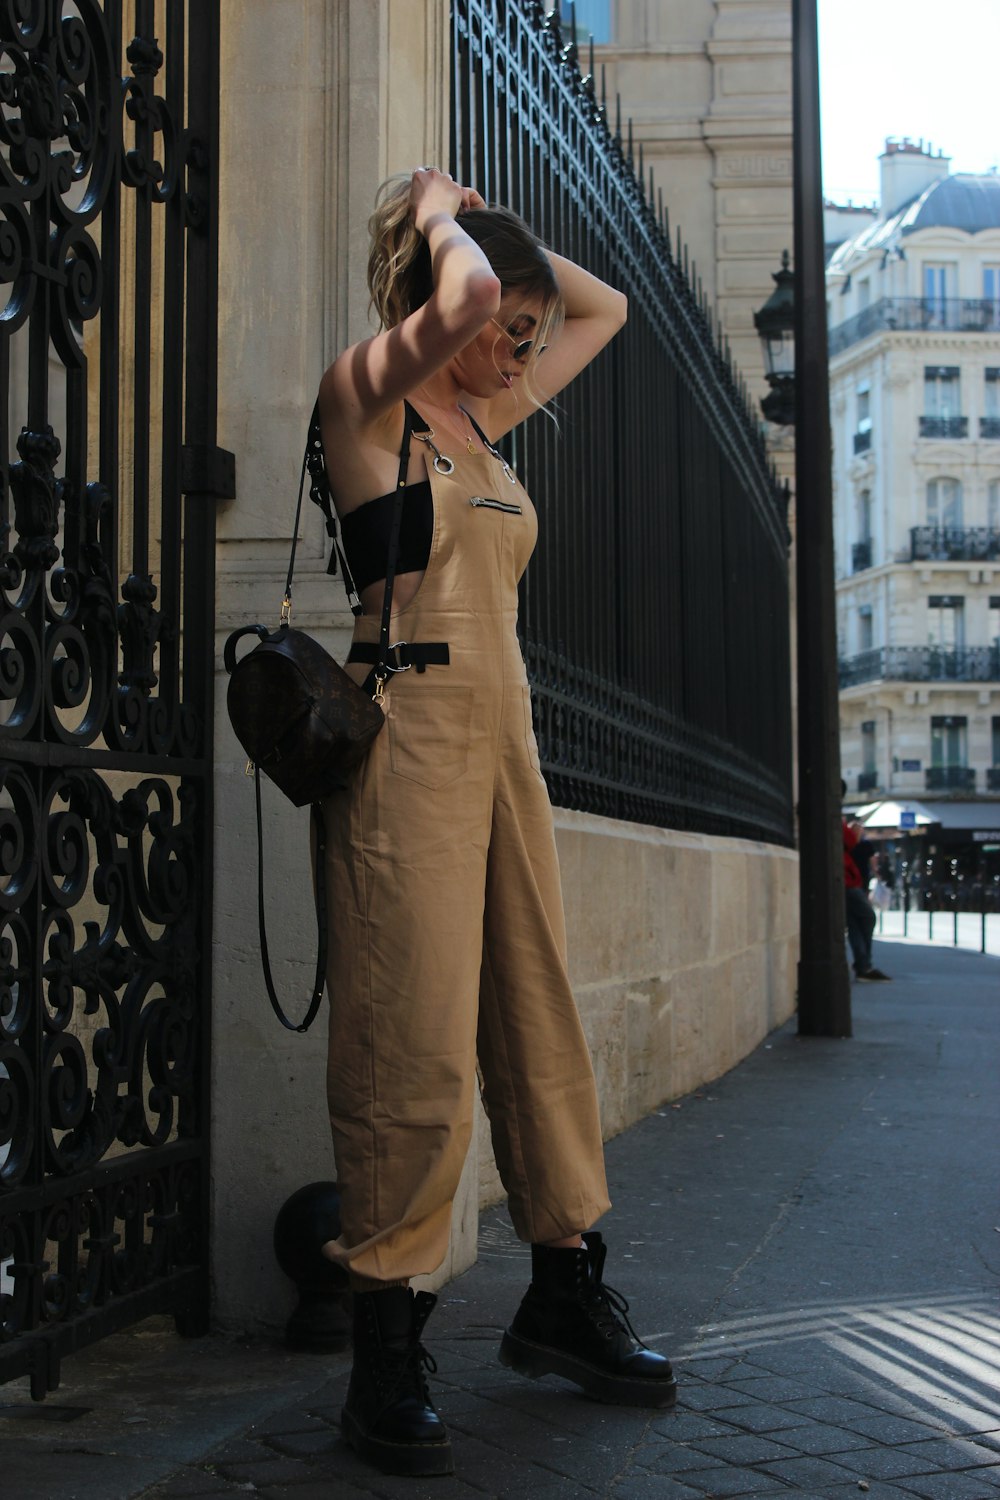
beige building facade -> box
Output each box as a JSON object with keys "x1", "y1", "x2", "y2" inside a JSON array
[
  {"x1": 829, "y1": 142, "x2": 1000, "y2": 815},
  {"x1": 589, "y1": 0, "x2": 792, "y2": 411},
  {"x1": 210, "y1": 0, "x2": 797, "y2": 1332}
]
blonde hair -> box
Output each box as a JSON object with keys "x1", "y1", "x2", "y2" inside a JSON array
[{"x1": 367, "y1": 173, "x2": 564, "y2": 408}]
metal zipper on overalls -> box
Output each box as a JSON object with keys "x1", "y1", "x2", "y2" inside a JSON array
[{"x1": 469, "y1": 495, "x2": 522, "y2": 515}]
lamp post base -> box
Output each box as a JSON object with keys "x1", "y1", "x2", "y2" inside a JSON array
[{"x1": 797, "y1": 954, "x2": 853, "y2": 1037}]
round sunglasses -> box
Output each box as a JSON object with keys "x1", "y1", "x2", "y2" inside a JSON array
[{"x1": 491, "y1": 317, "x2": 548, "y2": 361}]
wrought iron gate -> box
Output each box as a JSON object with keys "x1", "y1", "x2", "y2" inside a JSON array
[{"x1": 0, "y1": 1, "x2": 227, "y2": 1397}]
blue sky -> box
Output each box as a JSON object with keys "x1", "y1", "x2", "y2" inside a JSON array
[{"x1": 819, "y1": 0, "x2": 999, "y2": 205}]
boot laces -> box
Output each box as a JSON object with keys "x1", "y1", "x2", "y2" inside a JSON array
[
  {"x1": 582, "y1": 1276, "x2": 644, "y2": 1346},
  {"x1": 374, "y1": 1336, "x2": 438, "y2": 1410}
]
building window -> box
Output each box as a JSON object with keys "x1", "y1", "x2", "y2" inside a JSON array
[
  {"x1": 930, "y1": 715, "x2": 967, "y2": 768},
  {"x1": 992, "y1": 716, "x2": 1000, "y2": 768},
  {"x1": 927, "y1": 595, "x2": 964, "y2": 649},
  {"x1": 990, "y1": 595, "x2": 1000, "y2": 644},
  {"x1": 853, "y1": 384, "x2": 872, "y2": 453},
  {"x1": 923, "y1": 263, "x2": 955, "y2": 324},
  {"x1": 984, "y1": 266, "x2": 1000, "y2": 311},
  {"x1": 861, "y1": 720, "x2": 877, "y2": 774},
  {"x1": 560, "y1": 0, "x2": 611, "y2": 42},
  {"x1": 859, "y1": 488, "x2": 872, "y2": 541},
  {"x1": 924, "y1": 366, "x2": 961, "y2": 419},
  {"x1": 858, "y1": 278, "x2": 871, "y2": 311},
  {"x1": 983, "y1": 369, "x2": 1000, "y2": 437},
  {"x1": 858, "y1": 605, "x2": 874, "y2": 653},
  {"x1": 989, "y1": 483, "x2": 1000, "y2": 531},
  {"x1": 926, "y1": 477, "x2": 963, "y2": 528}
]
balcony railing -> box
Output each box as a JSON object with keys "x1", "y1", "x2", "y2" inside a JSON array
[
  {"x1": 926, "y1": 766, "x2": 976, "y2": 792},
  {"x1": 839, "y1": 645, "x2": 1000, "y2": 687},
  {"x1": 829, "y1": 296, "x2": 1000, "y2": 356},
  {"x1": 919, "y1": 415, "x2": 968, "y2": 439},
  {"x1": 852, "y1": 539, "x2": 872, "y2": 572},
  {"x1": 857, "y1": 770, "x2": 878, "y2": 793},
  {"x1": 853, "y1": 428, "x2": 872, "y2": 454},
  {"x1": 910, "y1": 526, "x2": 1000, "y2": 562},
  {"x1": 987, "y1": 768, "x2": 1000, "y2": 791},
  {"x1": 980, "y1": 417, "x2": 1000, "y2": 439}
]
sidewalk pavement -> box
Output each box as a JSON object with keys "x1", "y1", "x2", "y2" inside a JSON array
[{"x1": 2, "y1": 938, "x2": 998, "y2": 1500}]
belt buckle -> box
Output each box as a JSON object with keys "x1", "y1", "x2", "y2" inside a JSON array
[{"x1": 385, "y1": 640, "x2": 412, "y2": 674}]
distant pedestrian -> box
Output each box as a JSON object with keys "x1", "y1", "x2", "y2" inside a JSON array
[{"x1": 841, "y1": 783, "x2": 891, "y2": 981}]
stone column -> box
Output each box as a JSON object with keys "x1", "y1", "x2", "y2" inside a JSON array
[{"x1": 211, "y1": 0, "x2": 453, "y2": 1333}]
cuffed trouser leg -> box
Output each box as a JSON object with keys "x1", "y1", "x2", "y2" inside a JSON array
[{"x1": 476, "y1": 731, "x2": 610, "y2": 1243}]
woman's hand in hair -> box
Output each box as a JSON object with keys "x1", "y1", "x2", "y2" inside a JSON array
[{"x1": 409, "y1": 169, "x2": 464, "y2": 237}]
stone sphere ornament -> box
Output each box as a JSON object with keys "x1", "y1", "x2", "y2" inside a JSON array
[{"x1": 273, "y1": 1181, "x2": 351, "y2": 1351}]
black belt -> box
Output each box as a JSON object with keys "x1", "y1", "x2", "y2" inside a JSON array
[{"x1": 347, "y1": 641, "x2": 450, "y2": 675}]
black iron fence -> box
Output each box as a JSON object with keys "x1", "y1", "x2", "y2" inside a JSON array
[{"x1": 452, "y1": 1, "x2": 793, "y2": 845}]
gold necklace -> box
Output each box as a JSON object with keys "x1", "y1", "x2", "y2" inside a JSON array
[{"x1": 457, "y1": 406, "x2": 478, "y2": 455}]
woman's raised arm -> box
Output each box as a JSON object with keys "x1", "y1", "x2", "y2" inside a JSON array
[
  {"x1": 320, "y1": 171, "x2": 500, "y2": 431},
  {"x1": 481, "y1": 249, "x2": 627, "y2": 440}
]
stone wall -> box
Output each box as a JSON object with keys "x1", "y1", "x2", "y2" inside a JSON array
[{"x1": 470, "y1": 815, "x2": 798, "y2": 1252}]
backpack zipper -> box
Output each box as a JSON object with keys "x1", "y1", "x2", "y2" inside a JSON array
[{"x1": 470, "y1": 495, "x2": 522, "y2": 515}]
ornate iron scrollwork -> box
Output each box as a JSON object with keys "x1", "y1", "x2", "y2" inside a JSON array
[{"x1": 0, "y1": 2, "x2": 218, "y2": 1396}]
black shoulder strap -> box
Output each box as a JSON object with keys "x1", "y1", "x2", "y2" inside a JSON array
[
  {"x1": 254, "y1": 770, "x2": 327, "y2": 1033},
  {"x1": 303, "y1": 402, "x2": 363, "y2": 615}
]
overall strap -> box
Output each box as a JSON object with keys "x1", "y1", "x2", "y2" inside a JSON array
[{"x1": 372, "y1": 400, "x2": 424, "y2": 701}]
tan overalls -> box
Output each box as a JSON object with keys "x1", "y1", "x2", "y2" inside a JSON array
[{"x1": 320, "y1": 407, "x2": 610, "y2": 1285}]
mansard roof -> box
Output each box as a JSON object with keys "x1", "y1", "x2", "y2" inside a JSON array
[{"x1": 828, "y1": 173, "x2": 1000, "y2": 272}]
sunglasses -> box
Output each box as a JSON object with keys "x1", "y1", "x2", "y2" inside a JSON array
[{"x1": 491, "y1": 317, "x2": 548, "y2": 361}]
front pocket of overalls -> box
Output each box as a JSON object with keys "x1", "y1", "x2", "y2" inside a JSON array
[
  {"x1": 522, "y1": 685, "x2": 543, "y2": 774},
  {"x1": 388, "y1": 686, "x2": 473, "y2": 789}
]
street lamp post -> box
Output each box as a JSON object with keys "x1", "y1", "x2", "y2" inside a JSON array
[
  {"x1": 791, "y1": 0, "x2": 852, "y2": 1036},
  {"x1": 754, "y1": 2, "x2": 852, "y2": 1037}
]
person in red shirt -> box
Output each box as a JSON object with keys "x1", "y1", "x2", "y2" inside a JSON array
[{"x1": 842, "y1": 783, "x2": 891, "y2": 981}]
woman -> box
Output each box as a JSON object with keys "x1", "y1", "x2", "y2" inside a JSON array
[{"x1": 317, "y1": 169, "x2": 676, "y2": 1479}]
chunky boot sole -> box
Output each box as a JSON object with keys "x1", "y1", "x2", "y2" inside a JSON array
[
  {"x1": 341, "y1": 1405, "x2": 454, "y2": 1477},
  {"x1": 499, "y1": 1329, "x2": 678, "y2": 1410}
]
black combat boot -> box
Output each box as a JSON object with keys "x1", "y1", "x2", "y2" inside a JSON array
[
  {"x1": 499, "y1": 1233, "x2": 678, "y2": 1408},
  {"x1": 342, "y1": 1287, "x2": 453, "y2": 1476}
]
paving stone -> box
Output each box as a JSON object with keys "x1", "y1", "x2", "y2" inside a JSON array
[
  {"x1": 902, "y1": 1471, "x2": 1000, "y2": 1500},
  {"x1": 757, "y1": 1421, "x2": 874, "y2": 1455},
  {"x1": 258, "y1": 1478, "x2": 375, "y2": 1500},
  {"x1": 847, "y1": 1414, "x2": 954, "y2": 1445},
  {"x1": 827, "y1": 1444, "x2": 948, "y2": 1481},
  {"x1": 727, "y1": 1374, "x2": 828, "y2": 1402},
  {"x1": 635, "y1": 1444, "x2": 726, "y2": 1476},
  {"x1": 265, "y1": 1427, "x2": 342, "y2": 1458},
  {"x1": 213, "y1": 1454, "x2": 321, "y2": 1486},
  {"x1": 667, "y1": 1464, "x2": 789, "y2": 1496},
  {"x1": 720, "y1": 1402, "x2": 812, "y2": 1434},
  {"x1": 818, "y1": 1485, "x2": 928, "y2": 1499},
  {"x1": 686, "y1": 1431, "x2": 800, "y2": 1466},
  {"x1": 606, "y1": 1476, "x2": 706, "y2": 1500},
  {"x1": 897, "y1": 1437, "x2": 1000, "y2": 1471},
  {"x1": 677, "y1": 1382, "x2": 757, "y2": 1412},
  {"x1": 758, "y1": 1453, "x2": 861, "y2": 1488},
  {"x1": 677, "y1": 1356, "x2": 744, "y2": 1381},
  {"x1": 247, "y1": 1409, "x2": 333, "y2": 1439},
  {"x1": 783, "y1": 1394, "x2": 901, "y2": 1426},
  {"x1": 647, "y1": 1411, "x2": 745, "y2": 1443}
]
